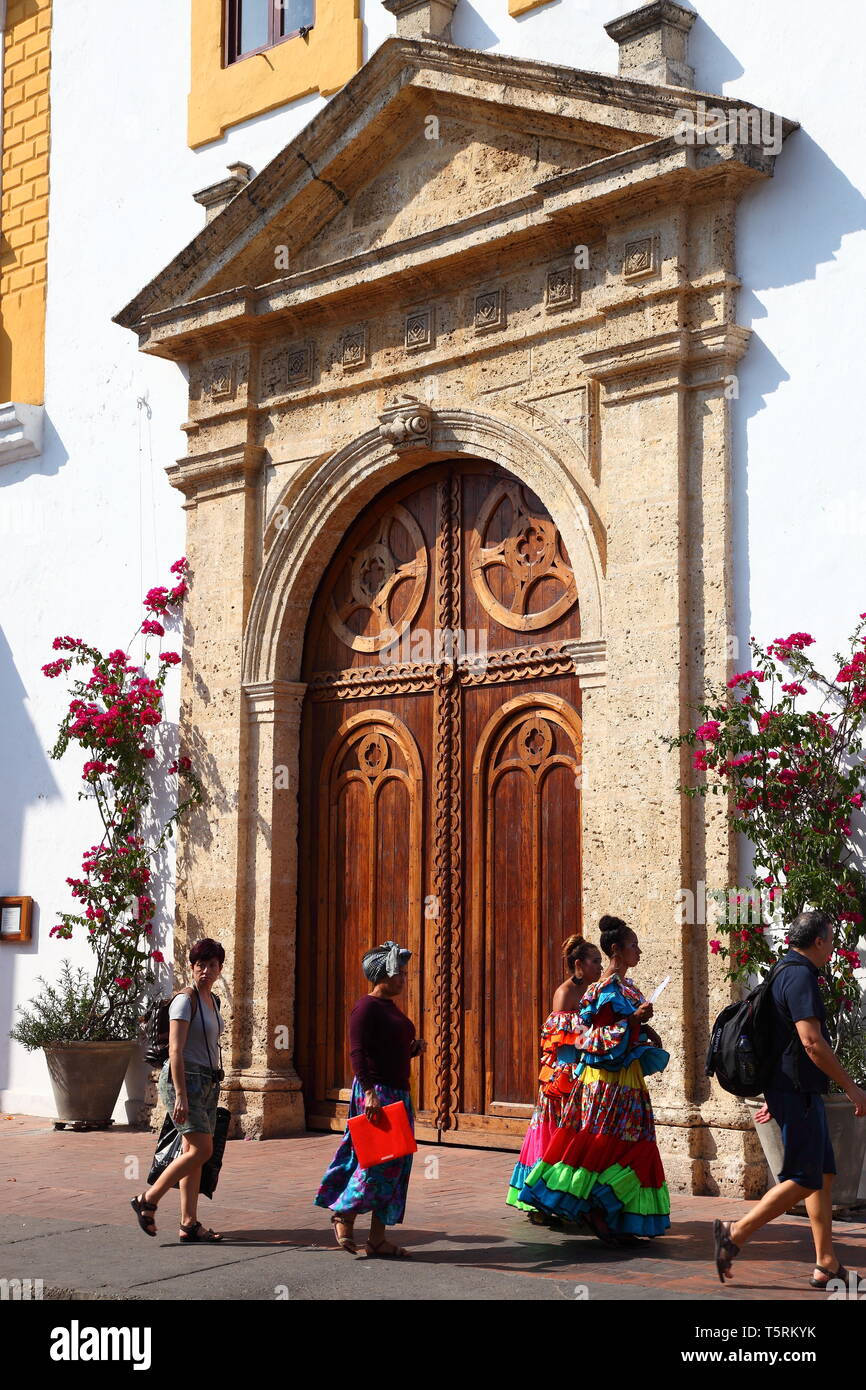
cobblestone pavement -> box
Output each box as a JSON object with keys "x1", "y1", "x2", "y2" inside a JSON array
[{"x1": 1, "y1": 1115, "x2": 864, "y2": 1302}]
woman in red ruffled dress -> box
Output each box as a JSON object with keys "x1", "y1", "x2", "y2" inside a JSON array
[{"x1": 506, "y1": 935, "x2": 602, "y2": 1220}]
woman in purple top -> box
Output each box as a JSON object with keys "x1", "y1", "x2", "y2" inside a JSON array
[{"x1": 315, "y1": 940, "x2": 426, "y2": 1258}]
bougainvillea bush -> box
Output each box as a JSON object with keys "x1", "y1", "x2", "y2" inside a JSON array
[
  {"x1": 667, "y1": 612, "x2": 866, "y2": 1072},
  {"x1": 10, "y1": 560, "x2": 203, "y2": 1048}
]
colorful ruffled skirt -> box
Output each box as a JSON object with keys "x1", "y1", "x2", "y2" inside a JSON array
[
  {"x1": 519, "y1": 1059, "x2": 670, "y2": 1236},
  {"x1": 506, "y1": 1088, "x2": 569, "y2": 1211},
  {"x1": 314, "y1": 1080, "x2": 414, "y2": 1227}
]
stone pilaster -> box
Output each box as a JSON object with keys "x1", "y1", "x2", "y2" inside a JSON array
[{"x1": 228, "y1": 679, "x2": 308, "y2": 1137}]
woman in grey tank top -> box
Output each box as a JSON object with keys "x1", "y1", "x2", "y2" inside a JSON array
[{"x1": 131, "y1": 938, "x2": 226, "y2": 1242}]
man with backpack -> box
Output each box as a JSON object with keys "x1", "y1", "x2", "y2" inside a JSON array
[{"x1": 713, "y1": 910, "x2": 866, "y2": 1288}]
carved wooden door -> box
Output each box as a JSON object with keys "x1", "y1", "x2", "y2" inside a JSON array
[{"x1": 297, "y1": 461, "x2": 583, "y2": 1147}]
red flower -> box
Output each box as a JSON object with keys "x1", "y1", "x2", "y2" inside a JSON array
[
  {"x1": 695, "y1": 720, "x2": 721, "y2": 742},
  {"x1": 150, "y1": 950, "x2": 165, "y2": 963},
  {"x1": 781, "y1": 682, "x2": 807, "y2": 696},
  {"x1": 114, "y1": 977, "x2": 132, "y2": 990},
  {"x1": 710, "y1": 940, "x2": 721, "y2": 955},
  {"x1": 727, "y1": 670, "x2": 765, "y2": 688},
  {"x1": 160, "y1": 651, "x2": 181, "y2": 666},
  {"x1": 141, "y1": 619, "x2": 164, "y2": 637}
]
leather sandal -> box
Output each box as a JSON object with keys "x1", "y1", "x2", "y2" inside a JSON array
[
  {"x1": 179, "y1": 1220, "x2": 223, "y2": 1243},
  {"x1": 714, "y1": 1218, "x2": 740, "y2": 1283},
  {"x1": 130, "y1": 1193, "x2": 157, "y2": 1237},
  {"x1": 330, "y1": 1212, "x2": 358, "y2": 1254},
  {"x1": 809, "y1": 1261, "x2": 848, "y2": 1290},
  {"x1": 364, "y1": 1237, "x2": 411, "y2": 1259}
]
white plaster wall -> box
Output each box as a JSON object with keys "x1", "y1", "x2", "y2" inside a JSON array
[{"x1": 1, "y1": 0, "x2": 865, "y2": 1118}]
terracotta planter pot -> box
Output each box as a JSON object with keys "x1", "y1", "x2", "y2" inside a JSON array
[
  {"x1": 746, "y1": 1095, "x2": 866, "y2": 1208},
  {"x1": 43, "y1": 1041, "x2": 138, "y2": 1127}
]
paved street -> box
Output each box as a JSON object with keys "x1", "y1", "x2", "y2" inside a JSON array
[{"x1": 1, "y1": 1114, "x2": 864, "y2": 1302}]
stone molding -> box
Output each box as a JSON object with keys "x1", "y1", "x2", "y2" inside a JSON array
[
  {"x1": 605, "y1": 1, "x2": 697, "y2": 89},
  {"x1": 165, "y1": 443, "x2": 267, "y2": 502},
  {"x1": 243, "y1": 679, "x2": 307, "y2": 723},
  {"x1": 0, "y1": 402, "x2": 44, "y2": 464},
  {"x1": 383, "y1": 0, "x2": 457, "y2": 42},
  {"x1": 115, "y1": 37, "x2": 795, "y2": 342}
]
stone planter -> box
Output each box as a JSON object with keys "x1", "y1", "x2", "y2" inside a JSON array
[
  {"x1": 746, "y1": 1095, "x2": 866, "y2": 1208},
  {"x1": 44, "y1": 1041, "x2": 138, "y2": 1129}
]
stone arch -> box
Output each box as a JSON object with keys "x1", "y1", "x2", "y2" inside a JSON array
[{"x1": 242, "y1": 407, "x2": 605, "y2": 685}]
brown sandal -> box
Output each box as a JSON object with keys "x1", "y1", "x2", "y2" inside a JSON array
[
  {"x1": 131, "y1": 1193, "x2": 157, "y2": 1237},
  {"x1": 713, "y1": 1218, "x2": 740, "y2": 1283},
  {"x1": 365, "y1": 1237, "x2": 411, "y2": 1259},
  {"x1": 331, "y1": 1212, "x2": 358, "y2": 1254},
  {"x1": 179, "y1": 1220, "x2": 223, "y2": 1243}
]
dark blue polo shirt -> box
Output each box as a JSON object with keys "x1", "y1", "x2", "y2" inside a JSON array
[{"x1": 767, "y1": 949, "x2": 831, "y2": 1093}]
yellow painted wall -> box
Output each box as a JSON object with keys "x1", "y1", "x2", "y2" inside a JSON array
[
  {"x1": 509, "y1": 0, "x2": 555, "y2": 15},
  {"x1": 189, "y1": 0, "x2": 363, "y2": 149},
  {"x1": 0, "y1": 0, "x2": 51, "y2": 405}
]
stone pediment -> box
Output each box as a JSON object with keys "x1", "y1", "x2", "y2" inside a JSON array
[{"x1": 115, "y1": 36, "x2": 794, "y2": 358}]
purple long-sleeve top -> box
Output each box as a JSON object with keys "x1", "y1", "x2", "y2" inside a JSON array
[{"x1": 349, "y1": 993, "x2": 416, "y2": 1092}]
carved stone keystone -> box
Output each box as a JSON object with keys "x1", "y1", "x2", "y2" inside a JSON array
[
  {"x1": 378, "y1": 394, "x2": 433, "y2": 448},
  {"x1": 605, "y1": 1, "x2": 697, "y2": 89}
]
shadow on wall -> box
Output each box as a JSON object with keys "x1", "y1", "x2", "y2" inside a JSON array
[
  {"x1": 0, "y1": 623, "x2": 60, "y2": 1094},
  {"x1": 732, "y1": 127, "x2": 866, "y2": 661}
]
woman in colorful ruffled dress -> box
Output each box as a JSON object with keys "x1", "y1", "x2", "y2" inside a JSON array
[
  {"x1": 520, "y1": 916, "x2": 671, "y2": 1245},
  {"x1": 506, "y1": 935, "x2": 602, "y2": 1218}
]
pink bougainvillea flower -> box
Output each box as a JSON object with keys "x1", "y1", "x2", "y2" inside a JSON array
[
  {"x1": 141, "y1": 619, "x2": 164, "y2": 637},
  {"x1": 781, "y1": 682, "x2": 807, "y2": 696},
  {"x1": 695, "y1": 720, "x2": 721, "y2": 742},
  {"x1": 150, "y1": 950, "x2": 165, "y2": 963},
  {"x1": 114, "y1": 977, "x2": 132, "y2": 990},
  {"x1": 727, "y1": 669, "x2": 765, "y2": 688},
  {"x1": 160, "y1": 651, "x2": 181, "y2": 665},
  {"x1": 710, "y1": 940, "x2": 721, "y2": 955}
]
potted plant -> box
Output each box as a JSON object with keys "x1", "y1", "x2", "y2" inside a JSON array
[
  {"x1": 667, "y1": 613, "x2": 866, "y2": 1203},
  {"x1": 9, "y1": 560, "x2": 204, "y2": 1129}
]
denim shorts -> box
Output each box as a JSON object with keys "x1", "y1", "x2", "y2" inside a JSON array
[
  {"x1": 765, "y1": 1088, "x2": 836, "y2": 1192},
  {"x1": 158, "y1": 1061, "x2": 219, "y2": 1135}
]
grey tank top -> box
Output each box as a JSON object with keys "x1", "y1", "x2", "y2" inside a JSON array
[{"x1": 168, "y1": 990, "x2": 224, "y2": 1069}]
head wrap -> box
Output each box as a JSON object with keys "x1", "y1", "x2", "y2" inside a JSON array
[{"x1": 362, "y1": 940, "x2": 412, "y2": 983}]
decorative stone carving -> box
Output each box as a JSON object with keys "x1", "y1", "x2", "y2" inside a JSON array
[
  {"x1": 473, "y1": 288, "x2": 504, "y2": 334},
  {"x1": 378, "y1": 394, "x2": 433, "y2": 449},
  {"x1": 341, "y1": 326, "x2": 369, "y2": 370},
  {"x1": 623, "y1": 234, "x2": 660, "y2": 280},
  {"x1": 286, "y1": 344, "x2": 314, "y2": 386},
  {"x1": 405, "y1": 307, "x2": 434, "y2": 352},
  {"x1": 260, "y1": 343, "x2": 314, "y2": 395},
  {"x1": 545, "y1": 265, "x2": 577, "y2": 311},
  {"x1": 203, "y1": 359, "x2": 235, "y2": 401}
]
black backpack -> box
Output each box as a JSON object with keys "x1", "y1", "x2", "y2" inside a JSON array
[
  {"x1": 142, "y1": 987, "x2": 220, "y2": 1068},
  {"x1": 706, "y1": 959, "x2": 799, "y2": 1097}
]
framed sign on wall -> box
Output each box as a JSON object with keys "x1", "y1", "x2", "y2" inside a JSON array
[{"x1": 0, "y1": 897, "x2": 33, "y2": 943}]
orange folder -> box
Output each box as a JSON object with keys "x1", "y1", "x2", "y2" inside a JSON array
[{"x1": 348, "y1": 1101, "x2": 418, "y2": 1168}]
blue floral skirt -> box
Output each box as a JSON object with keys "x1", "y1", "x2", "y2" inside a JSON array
[{"x1": 314, "y1": 1079, "x2": 414, "y2": 1226}]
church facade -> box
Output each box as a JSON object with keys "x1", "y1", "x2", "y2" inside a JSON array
[{"x1": 3, "y1": 1, "x2": 863, "y2": 1200}]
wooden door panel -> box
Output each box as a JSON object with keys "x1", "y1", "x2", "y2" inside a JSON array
[{"x1": 299, "y1": 460, "x2": 585, "y2": 1147}]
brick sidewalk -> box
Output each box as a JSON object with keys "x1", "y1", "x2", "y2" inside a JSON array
[{"x1": 2, "y1": 1114, "x2": 864, "y2": 1300}]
